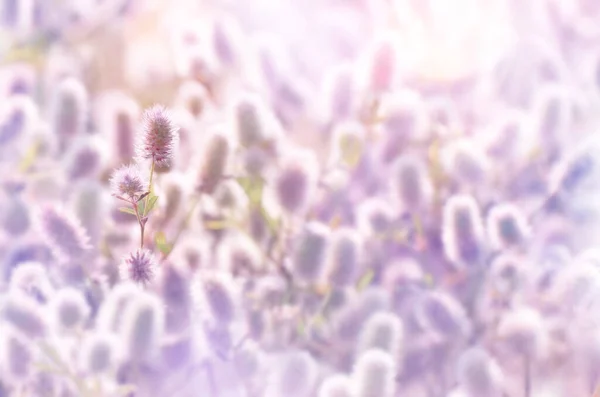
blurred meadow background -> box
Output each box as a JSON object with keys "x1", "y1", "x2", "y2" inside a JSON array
[{"x1": 2, "y1": 0, "x2": 600, "y2": 396}]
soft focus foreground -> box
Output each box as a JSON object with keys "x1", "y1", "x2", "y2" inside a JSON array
[{"x1": 2, "y1": 0, "x2": 600, "y2": 396}]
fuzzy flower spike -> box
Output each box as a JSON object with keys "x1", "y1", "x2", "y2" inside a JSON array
[
  {"x1": 110, "y1": 164, "x2": 148, "y2": 202},
  {"x1": 119, "y1": 249, "x2": 159, "y2": 287},
  {"x1": 136, "y1": 105, "x2": 179, "y2": 168}
]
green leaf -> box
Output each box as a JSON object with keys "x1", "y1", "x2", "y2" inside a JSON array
[
  {"x1": 146, "y1": 195, "x2": 159, "y2": 213},
  {"x1": 339, "y1": 133, "x2": 363, "y2": 168},
  {"x1": 356, "y1": 269, "x2": 374, "y2": 292},
  {"x1": 155, "y1": 232, "x2": 172, "y2": 255},
  {"x1": 236, "y1": 176, "x2": 264, "y2": 205},
  {"x1": 118, "y1": 207, "x2": 137, "y2": 216},
  {"x1": 204, "y1": 219, "x2": 235, "y2": 230}
]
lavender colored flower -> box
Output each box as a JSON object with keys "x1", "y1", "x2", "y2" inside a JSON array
[
  {"x1": 96, "y1": 282, "x2": 140, "y2": 333},
  {"x1": 79, "y1": 333, "x2": 120, "y2": 375},
  {"x1": 273, "y1": 147, "x2": 319, "y2": 214},
  {"x1": 175, "y1": 81, "x2": 208, "y2": 119},
  {"x1": 110, "y1": 164, "x2": 147, "y2": 201},
  {"x1": 97, "y1": 91, "x2": 139, "y2": 164},
  {"x1": 442, "y1": 139, "x2": 490, "y2": 186},
  {"x1": 72, "y1": 181, "x2": 107, "y2": 249},
  {"x1": 321, "y1": 64, "x2": 355, "y2": 122},
  {"x1": 49, "y1": 287, "x2": 90, "y2": 330},
  {"x1": 379, "y1": 90, "x2": 427, "y2": 161},
  {"x1": 36, "y1": 205, "x2": 91, "y2": 261},
  {"x1": 357, "y1": 311, "x2": 404, "y2": 361},
  {"x1": 1, "y1": 194, "x2": 29, "y2": 236},
  {"x1": 442, "y1": 195, "x2": 485, "y2": 267},
  {"x1": 9, "y1": 262, "x2": 54, "y2": 303},
  {"x1": 531, "y1": 84, "x2": 573, "y2": 146},
  {"x1": 291, "y1": 221, "x2": 330, "y2": 283},
  {"x1": 211, "y1": 16, "x2": 243, "y2": 69},
  {"x1": 318, "y1": 374, "x2": 354, "y2": 397},
  {"x1": 197, "y1": 128, "x2": 230, "y2": 194},
  {"x1": 0, "y1": 94, "x2": 37, "y2": 147},
  {"x1": 486, "y1": 203, "x2": 530, "y2": 250},
  {"x1": 233, "y1": 340, "x2": 262, "y2": 380},
  {"x1": 268, "y1": 350, "x2": 318, "y2": 397},
  {"x1": 326, "y1": 227, "x2": 361, "y2": 287},
  {"x1": 218, "y1": 231, "x2": 263, "y2": 275},
  {"x1": 456, "y1": 347, "x2": 503, "y2": 397},
  {"x1": 366, "y1": 35, "x2": 397, "y2": 94},
  {"x1": 497, "y1": 306, "x2": 547, "y2": 359},
  {"x1": 392, "y1": 154, "x2": 432, "y2": 212},
  {"x1": 136, "y1": 105, "x2": 179, "y2": 167},
  {"x1": 353, "y1": 349, "x2": 396, "y2": 397},
  {"x1": 119, "y1": 249, "x2": 158, "y2": 286},
  {"x1": 121, "y1": 291, "x2": 165, "y2": 363},
  {"x1": 1, "y1": 290, "x2": 47, "y2": 338},
  {"x1": 50, "y1": 77, "x2": 88, "y2": 152},
  {"x1": 233, "y1": 93, "x2": 272, "y2": 148},
  {"x1": 192, "y1": 271, "x2": 239, "y2": 326},
  {"x1": 63, "y1": 135, "x2": 107, "y2": 180},
  {"x1": 416, "y1": 291, "x2": 471, "y2": 339},
  {"x1": 0, "y1": 325, "x2": 33, "y2": 383}
]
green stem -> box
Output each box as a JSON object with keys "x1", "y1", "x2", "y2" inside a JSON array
[
  {"x1": 161, "y1": 194, "x2": 202, "y2": 262},
  {"x1": 143, "y1": 160, "x2": 156, "y2": 218}
]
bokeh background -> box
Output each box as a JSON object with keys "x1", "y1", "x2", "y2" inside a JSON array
[{"x1": 2, "y1": 0, "x2": 600, "y2": 396}]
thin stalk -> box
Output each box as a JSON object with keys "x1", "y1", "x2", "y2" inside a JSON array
[
  {"x1": 524, "y1": 354, "x2": 531, "y2": 397},
  {"x1": 161, "y1": 193, "x2": 202, "y2": 262}
]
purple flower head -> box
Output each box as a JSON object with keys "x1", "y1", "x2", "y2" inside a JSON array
[
  {"x1": 273, "y1": 146, "x2": 319, "y2": 214},
  {"x1": 109, "y1": 164, "x2": 148, "y2": 201},
  {"x1": 318, "y1": 374, "x2": 353, "y2": 397},
  {"x1": 136, "y1": 105, "x2": 179, "y2": 167},
  {"x1": 268, "y1": 350, "x2": 318, "y2": 397},
  {"x1": 326, "y1": 227, "x2": 361, "y2": 287},
  {"x1": 49, "y1": 287, "x2": 90, "y2": 331},
  {"x1": 442, "y1": 194, "x2": 485, "y2": 267},
  {"x1": 392, "y1": 154, "x2": 433, "y2": 212},
  {"x1": 197, "y1": 128, "x2": 230, "y2": 194},
  {"x1": 121, "y1": 291, "x2": 165, "y2": 363},
  {"x1": 0, "y1": 325, "x2": 33, "y2": 383},
  {"x1": 456, "y1": 347, "x2": 503, "y2": 397},
  {"x1": 37, "y1": 205, "x2": 91, "y2": 262},
  {"x1": 64, "y1": 135, "x2": 107, "y2": 180},
  {"x1": 119, "y1": 249, "x2": 158, "y2": 287},
  {"x1": 353, "y1": 349, "x2": 396, "y2": 397},
  {"x1": 291, "y1": 221, "x2": 330, "y2": 283},
  {"x1": 357, "y1": 311, "x2": 404, "y2": 361},
  {"x1": 497, "y1": 306, "x2": 548, "y2": 359},
  {"x1": 486, "y1": 203, "x2": 530, "y2": 250},
  {"x1": 1, "y1": 290, "x2": 48, "y2": 338},
  {"x1": 175, "y1": 81, "x2": 208, "y2": 119},
  {"x1": 366, "y1": 35, "x2": 397, "y2": 94},
  {"x1": 50, "y1": 77, "x2": 88, "y2": 152},
  {"x1": 79, "y1": 332, "x2": 120, "y2": 375},
  {"x1": 9, "y1": 262, "x2": 54, "y2": 303},
  {"x1": 321, "y1": 64, "x2": 355, "y2": 122},
  {"x1": 192, "y1": 271, "x2": 239, "y2": 326}
]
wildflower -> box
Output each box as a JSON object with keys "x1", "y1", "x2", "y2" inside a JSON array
[
  {"x1": 119, "y1": 249, "x2": 158, "y2": 286},
  {"x1": 49, "y1": 287, "x2": 90, "y2": 330},
  {"x1": 136, "y1": 105, "x2": 179, "y2": 167},
  {"x1": 121, "y1": 291, "x2": 165, "y2": 363},
  {"x1": 353, "y1": 349, "x2": 396, "y2": 397},
  {"x1": 37, "y1": 205, "x2": 91, "y2": 261},
  {"x1": 110, "y1": 164, "x2": 147, "y2": 201}
]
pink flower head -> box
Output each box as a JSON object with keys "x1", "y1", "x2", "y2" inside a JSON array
[
  {"x1": 119, "y1": 249, "x2": 158, "y2": 286},
  {"x1": 136, "y1": 105, "x2": 179, "y2": 167},
  {"x1": 109, "y1": 164, "x2": 148, "y2": 201}
]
